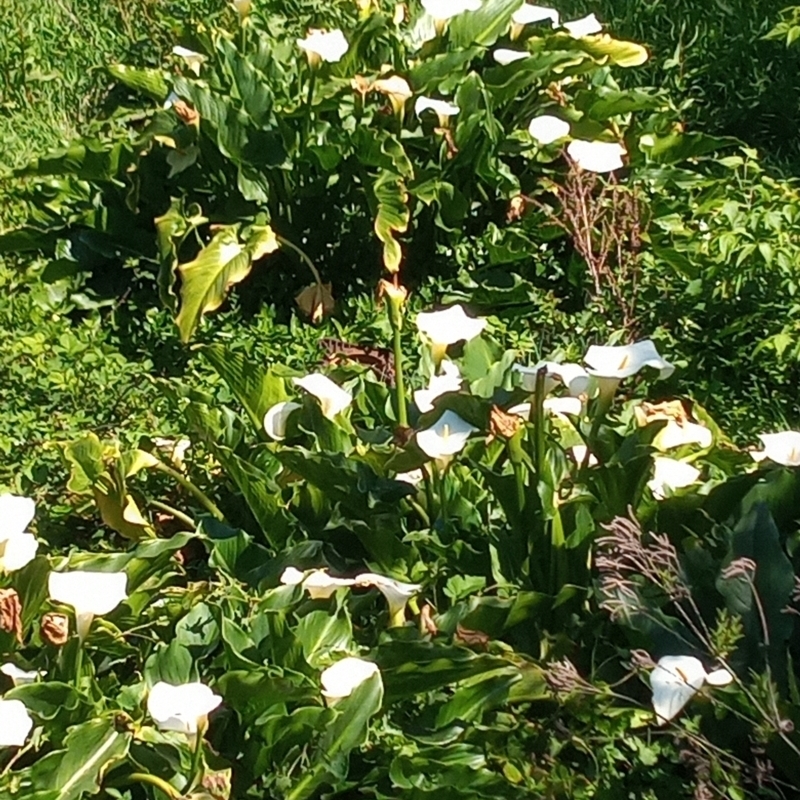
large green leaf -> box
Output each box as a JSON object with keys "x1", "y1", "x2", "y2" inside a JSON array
[
  {"x1": 449, "y1": 0, "x2": 522, "y2": 47},
  {"x1": 108, "y1": 64, "x2": 168, "y2": 101},
  {"x1": 570, "y1": 34, "x2": 649, "y2": 68},
  {"x1": 372, "y1": 171, "x2": 409, "y2": 274}
]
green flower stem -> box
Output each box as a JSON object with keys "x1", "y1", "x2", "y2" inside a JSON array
[
  {"x1": 127, "y1": 773, "x2": 182, "y2": 800},
  {"x1": 508, "y1": 430, "x2": 526, "y2": 512},
  {"x1": 187, "y1": 725, "x2": 206, "y2": 793},
  {"x1": 276, "y1": 235, "x2": 323, "y2": 285},
  {"x1": 391, "y1": 315, "x2": 409, "y2": 427},
  {"x1": 302, "y1": 68, "x2": 317, "y2": 151},
  {"x1": 407, "y1": 496, "x2": 430, "y2": 527},
  {"x1": 149, "y1": 499, "x2": 195, "y2": 529},
  {"x1": 533, "y1": 367, "x2": 547, "y2": 480},
  {"x1": 422, "y1": 465, "x2": 436, "y2": 526},
  {"x1": 436, "y1": 463, "x2": 450, "y2": 538},
  {"x1": 152, "y1": 462, "x2": 224, "y2": 521},
  {"x1": 286, "y1": 764, "x2": 325, "y2": 800}
]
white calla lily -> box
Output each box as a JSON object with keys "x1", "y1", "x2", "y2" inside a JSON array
[
  {"x1": 650, "y1": 656, "x2": 733, "y2": 725},
  {"x1": 415, "y1": 96, "x2": 461, "y2": 128},
  {"x1": 654, "y1": 420, "x2": 713, "y2": 451},
  {"x1": 509, "y1": 396, "x2": 582, "y2": 420},
  {"x1": 493, "y1": 49, "x2": 530, "y2": 65},
  {"x1": 414, "y1": 361, "x2": 462, "y2": 413},
  {"x1": 0, "y1": 494, "x2": 38, "y2": 573},
  {"x1": 1, "y1": 664, "x2": 42, "y2": 686},
  {"x1": 373, "y1": 76, "x2": 413, "y2": 116},
  {"x1": 297, "y1": 29, "x2": 349, "y2": 64},
  {"x1": 355, "y1": 572, "x2": 422, "y2": 625},
  {"x1": 752, "y1": 432, "x2": 800, "y2": 467},
  {"x1": 415, "y1": 306, "x2": 486, "y2": 364},
  {"x1": 320, "y1": 657, "x2": 380, "y2": 702},
  {"x1": 0, "y1": 699, "x2": 33, "y2": 747},
  {"x1": 264, "y1": 401, "x2": 302, "y2": 440},
  {"x1": 172, "y1": 46, "x2": 206, "y2": 76},
  {"x1": 569, "y1": 444, "x2": 598, "y2": 467},
  {"x1": 303, "y1": 569, "x2": 356, "y2": 600},
  {"x1": 395, "y1": 469, "x2": 424, "y2": 486},
  {"x1": 512, "y1": 3, "x2": 559, "y2": 26},
  {"x1": 584, "y1": 340, "x2": 674, "y2": 401},
  {"x1": 279, "y1": 566, "x2": 306, "y2": 586},
  {"x1": 48, "y1": 571, "x2": 128, "y2": 641},
  {"x1": 562, "y1": 13, "x2": 602, "y2": 37},
  {"x1": 648, "y1": 457, "x2": 701, "y2": 500},
  {"x1": 416, "y1": 410, "x2": 478, "y2": 460},
  {"x1": 147, "y1": 681, "x2": 222, "y2": 735},
  {"x1": 293, "y1": 374, "x2": 352, "y2": 420},
  {"x1": 514, "y1": 362, "x2": 589, "y2": 396},
  {"x1": 421, "y1": 0, "x2": 481, "y2": 21},
  {"x1": 567, "y1": 139, "x2": 626, "y2": 172},
  {"x1": 528, "y1": 115, "x2": 571, "y2": 145}
]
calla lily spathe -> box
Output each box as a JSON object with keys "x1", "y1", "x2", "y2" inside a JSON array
[
  {"x1": 585, "y1": 340, "x2": 674, "y2": 383},
  {"x1": 416, "y1": 305, "x2": 486, "y2": 350},
  {"x1": 354, "y1": 573, "x2": 422, "y2": 624},
  {"x1": 654, "y1": 420, "x2": 713, "y2": 451},
  {"x1": 514, "y1": 362, "x2": 589, "y2": 397},
  {"x1": 416, "y1": 410, "x2": 477, "y2": 460},
  {"x1": 650, "y1": 656, "x2": 732, "y2": 725},
  {"x1": 569, "y1": 444, "x2": 598, "y2": 467},
  {"x1": 493, "y1": 49, "x2": 529, "y2": 65},
  {"x1": 562, "y1": 13, "x2": 602, "y2": 37},
  {"x1": 293, "y1": 374, "x2": 352, "y2": 420},
  {"x1": 172, "y1": 46, "x2": 206, "y2": 76},
  {"x1": 264, "y1": 401, "x2": 302, "y2": 440},
  {"x1": 48, "y1": 570, "x2": 128, "y2": 641},
  {"x1": 395, "y1": 469, "x2": 424, "y2": 486},
  {"x1": 0, "y1": 494, "x2": 38, "y2": 573},
  {"x1": 648, "y1": 457, "x2": 701, "y2": 500},
  {"x1": 297, "y1": 29, "x2": 349, "y2": 64},
  {"x1": 0, "y1": 699, "x2": 33, "y2": 747},
  {"x1": 752, "y1": 431, "x2": 800, "y2": 467},
  {"x1": 509, "y1": 396, "x2": 583, "y2": 420},
  {"x1": 280, "y1": 568, "x2": 357, "y2": 599},
  {"x1": 147, "y1": 681, "x2": 222, "y2": 735},
  {"x1": 414, "y1": 361, "x2": 462, "y2": 413},
  {"x1": 320, "y1": 657, "x2": 380, "y2": 701},
  {"x1": 567, "y1": 140, "x2": 626, "y2": 173},
  {"x1": 415, "y1": 96, "x2": 460, "y2": 128},
  {"x1": 373, "y1": 76, "x2": 413, "y2": 115},
  {"x1": 512, "y1": 3, "x2": 559, "y2": 26},
  {"x1": 528, "y1": 115, "x2": 571, "y2": 145},
  {"x1": 1, "y1": 664, "x2": 42, "y2": 686},
  {"x1": 421, "y1": 0, "x2": 481, "y2": 21}
]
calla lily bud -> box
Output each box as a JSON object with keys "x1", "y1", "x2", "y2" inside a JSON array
[
  {"x1": 378, "y1": 279, "x2": 408, "y2": 329},
  {"x1": 232, "y1": 0, "x2": 252, "y2": 18}
]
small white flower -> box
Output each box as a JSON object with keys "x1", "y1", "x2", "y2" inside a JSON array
[
  {"x1": 279, "y1": 566, "x2": 306, "y2": 586},
  {"x1": 395, "y1": 469, "x2": 424, "y2": 486},
  {"x1": 528, "y1": 115, "x2": 570, "y2": 145},
  {"x1": 414, "y1": 361, "x2": 462, "y2": 413},
  {"x1": 512, "y1": 3, "x2": 559, "y2": 26},
  {"x1": 654, "y1": 420, "x2": 713, "y2": 451},
  {"x1": 514, "y1": 362, "x2": 589, "y2": 396},
  {"x1": 320, "y1": 657, "x2": 380, "y2": 701},
  {"x1": 415, "y1": 96, "x2": 460, "y2": 121},
  {"x1": 0, "y1": 664, "x2": 42, "y2": 686},
  {"x1": 172, "y1": 46, "x2": 206, "y2": 76},
  {"x1": 48, "y1": 571, "x2": 128, "y2": 641},
  {"x1": 567, "y1": 139, "x2": 626, "y2": 172},
  {"x1": 584, "y1": 340, "x2": 674, "y2": 381},
  {"x1": 415, "y1": 305, "x2": 486, "y2": 348},
  {"x1": 264, "y1": 401, "x2": 302, "y2": 440},
  {"x1": 650, "y1": 656, "x2": 733, "y2": 725},
  {"x1": 569, "y1": 444, "x2": 598, "y2": 467},
  {"x1": 562, "y1": 13, "x2": 602, "y2": 37},
  {"x1": 354, "y1": 572, "x2": 422, "y2": 621},
  {"x1": 648, "y1": 457, "x2": 701, "y2": 500},
  {"x1": 493, "y1": 49, "x2": 530, "y2": 65},
  {"x1": 416, "y1": 410, "x2": 477, "y2": 459},
  {"x1": 297, "y1": 29, "x2": 349, "y2": 64},
  {"x1": 303, "y1": 569, "x2": 356, "y2": 600},
  {"x1": 373, "y1": 76, "x2": 413, "y2": 112},
  {"x1": 293, "y1": 374, "x2": 352, "y2": 420},
  {"x1": 0, "y1": 494, "x2": 38, "y2": 573},
  {"x1": 421, "y1": 0, "x2": 481, "y2": 21},
  {"x1": 0, "y1": 699, "x2": 33, "y2": 747},
  {"x1": 752, "y1": 432, "x2": 800, "y2": 467},
  {"x1": 147, "y1": 681, "x2": 222, "y2": 735}
]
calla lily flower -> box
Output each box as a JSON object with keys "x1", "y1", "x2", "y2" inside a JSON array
[
  {"x1": 147, "y1": 681, "x2": 222, "y2": 735},
  {"x1": 654, "y1": 420, "x2": 713, "y2": 451},
  {"x1": 414, "y1": 361, "x2": 462, "y2": 413},
  {"x1": 528, "y1": 115, "x2": 571, "y2": 145},
  {"x1": 320, "y1": 657, "x2": 380, "y2": 702},
  {"x1": 512, "y1": 3, "x2": 559, "y2": 25},
  {"x1": 373, "y1": 76, "x2": 413, "y2": 116},
  {"x1": 493, "y1": 49, "x2": 530, "y2": 65},
  {"x1": 264, "y1": 401, "x2": 302, "y2": 440},
  {"x1": 1, "y1": 664, "x2": 42, "y2": 686},
  {"x1": 0, "y1": 699, "x2": 33, "y2": 747},
  {"x1": 416, "y1": 305, "x2": 486, "y2": 364},
  {"x1": 752, "y1": 432, "x2": 800, "y2": 467},
  {"x1": 567, "y1": 139, "x2": 626, "y2": 172},
  {"x1": 354, "y1": 573, "x2": 422, "y2": 625},
  {"x1": 509, "y1": 397, "x2": 583, "y2": 420},
  {"x1": 569, "y1": 444, "x2": 598, "y2": 467},
  {"x1": 297, "y1": 29, "x2": 349, "y2": 65},
  {"x1": 416, "y1": 410, "x2": 477, "y2": 460},
  {"x1": 562, "y1": 13, "x2": 602, "y2": 37},
  {"x1": 395, "y1": 469, "x2": 424, "y2": 486},
  {"x1": 0, "y1": 494, "x2": 38, "y2": 573},
  {"x1": 293, "y1": 374, "x2": 352, "y2": 420},
  {"x1": 303, "y1": 569, "x2": 356, "y2": 600},
  {"x1": 648, "y1": 457, "x2": 701, "y2": 500},
  {"x1": 172, "y1": 46, "x2": 206, "y2": 76},
  {"x1": 48, "y1": 571, "x2": 128, "y2": 641},
  {"x1": 279, "y1": 566, "x2": 305, "y2": 586},
  {"x1": 514, "y1": 362, "x2": 589, "y2": 396},
  {"x1": 415, "y1": 96, "x2": 460, "y2": 128},
  {"x1": 584, "y1": 340, "x2": 674, "y2": 400},
  {"x1": 650, "y1": 656, "x2": 733, "y2": 725},
  {"x1": 421, "y1": 0, "x2": 481, "y2": 21}
]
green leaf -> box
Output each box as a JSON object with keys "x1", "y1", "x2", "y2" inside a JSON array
[
  {"x1": 372, "y1": 171, "x2": 409, "y2": 274},
  {"x1": 570, "y1": 34, "x2": 649, "y2": 67},
  {"x1": 449, "y1": 0, "x2": 523, "y2": 47},
  {"x1": 144, "y1": 639, "x2": 193, "y2": 686},
  {"x1": 296, "y1": 607, "x2": 354, "y2": 669},
  {"x1": 108, "y1": 64, "x2": 168, "y2": 101}
]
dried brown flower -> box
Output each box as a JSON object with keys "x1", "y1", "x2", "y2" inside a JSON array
[
  {"x1": 41, "y1": 612, "x2": 69, "y2": 646},
  {"x1": 173, "y1": 100, "x2": 199, "y2": 126},
  {"x1": 0, "y1": 588, "x2": 23, "y2": 643},
  {"x1": 489, "y1": 405, "x2": 523, "y2": 440},
  {"x1": 543, "y1": 658, "x2": 586, "y2": 695},
  {"x1": 455, "y1": 624, "x2": 490, "y2": 649},
  {"x1": 420, "y1": 603, "x2": 439, "y2": 636}
]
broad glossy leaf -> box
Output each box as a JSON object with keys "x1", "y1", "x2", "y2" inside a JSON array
[
  {"x1": 372, "y1": 171, "x2": 409, "y2": 274},
  {"x1": 449, "y1": 0, "x2": 521, "y2": 47},
  {"x1": 108, "y1": 64, "x2": 168, "y2": 101}
]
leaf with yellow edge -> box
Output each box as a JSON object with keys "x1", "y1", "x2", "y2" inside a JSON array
[
  {"x1": 570, "y1": 34, "x2": 649, "y2": 67},
  {"x1": 372, "y1": 171, "x2": 409, "y2": 274}
]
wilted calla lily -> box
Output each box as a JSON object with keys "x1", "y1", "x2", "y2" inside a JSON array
[
  {"x1": 354, "y1": 573, "x2": 422, "y2": 625},
  {"x1": 650, "y1": 656, "x2": 733, "y2": 725},
  {"x1": 297, "y1": 29, "x2": 349, "y2": 65},
  {"x1": 147, "y1": 681, "x2": 222, "y2": 735},
  {"x1": 528, "y1": 115, "x2": 571, "y2": 145},
  {"x1": 172, "y1": 46, "x2": 206, "y2": 76},
  {"x1": 514, "y1": 362, "x2": 589, "y2": 396},
  {"x1": 416, "y1": 305, "x2": 486, "y2": 364},
  {"x1": 493, "y1": 49, "x2": 530, "y2": 65},
  {"x1": 647, "y1": 457, "x2": 701, "y2": 500},
  {"x1": 373, "y1": 75, "x2": 413, "y2": 116},
  {"x1": 0, "y1": 699, "x2": 33, "y2": 747},
  {"x1": 562, "y1": 12, "x2": 602, "y2": 37},
  {"x1": 415, "y1": 96, "x2": 460, "y2": 128},
  {"x1": 303, "y1": 569, "x2": 356, "y2": 600},
  {"x1": 0, "y1": 494, "x2": 38, "y2": 573},
  {"x1": 752, "y1": 432, "x2": 800, "y2": 467},
  {"x1": 414, "y1": 361, "x2": 462, "y2": 413},
  {"x1": 654, "y1": 420, "x2": 713, "y2": 451},
  {"x1": 584, "y1": 340, "x2": 674, "y2": 401},
  {"x1": 1, "y1": 664, "x2": 42, "y2": 686},
  {"x1": 421, "y1": 0, "x2": 481, "y2": 21},
  {"x1": 293, "y1": 374, "x2": 352, "y2": 420},
  {"x1": 320, "y1": 657, "x2": 380, "y2": 702},
  {"x1": 48, "y1": 571, "x2": 128, "y2": 641},
  {"x1": 567, "y1": 139, "x2": 626, "y2": 172},
  {"x1": 416, "y1": 410, "x2": 477, "y2": 460},
  {"x1": 264, "y1": 401, "x2": 302, "y2": 440}
]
